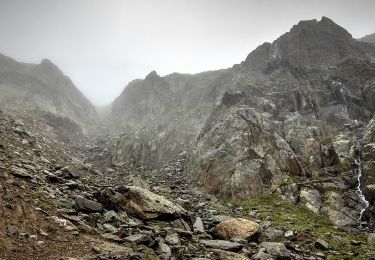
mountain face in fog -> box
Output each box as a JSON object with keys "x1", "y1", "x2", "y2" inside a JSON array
[
  {"x1": 1, "y1": 15, "x2": 375, "y2": 229},
  {"x1": 3, "y1": 13, "x2": 375, "y2": 258},
  {"x1": 359, "y1": 33, "x2": 375, "y2": 44},
  {"x1": 0, "y1": 54, "x2": 98, "y2": 133},
  {"x1": 109, "y1": 17, "x2": 375, "y2": 226},
  {"x1": 110, "y1": 16, "x2": 375, "y2": 169}
]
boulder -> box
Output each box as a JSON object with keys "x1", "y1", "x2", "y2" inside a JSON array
[
  {"x1": 212, "y1": 249, "x2": 250, "y2": 259},
  {"x1": 212, "y1": 215, "x2": 234, "y2": 224},
  {"x1": 156, "y1": 241, "x2": 172, "y2": 259},
  {"x1": 6, "y1": 224, "x2": 19, "y2": 235},
  {"x1": 165, "y1": 233, "x2": 180, "y2": 245},
  {"x1": 52, "y1": 216, "x2": 78, "y2": 231},
  {"x1": 200, "y1": 240, "x2": 243, "y2": 252},
  {"x1": 259, "y1": 242, "x2": 290, "y2": 259},
  {"x1": 214, "y1": 218, "x2": 260, "y2": 241},
  {"x1": 57, "y1": 166, "x2": 81, "y2": 179},
  {"x1": 367, "y1": 233, "x2": 375, "y2": 245},
  {"x1": 124, "y1": 233, "x2": 149, "y2": 244},
  {"x1": 9, "y1": 165, "x2": 33, "y2": 179},
  {"x1": 193, "y1": 216, "x2": 205, "y2": 233},
  {"x1": 95, "y1": 186, "x2": 187, "y2": 220},
  {"x1": 264, "y1": 227, "x2": 284, "y2": 241},
  {"x1": 75, "y1": 195, "x2": 103, "y2": 213},
  {"x1": 94, "y1": 189, "x2": 127, "y2": 211},
  {"x1": 253, "y1": 248, "x2": 273, "y2": 260},
  {"x1": 101, "y1": 233, "x2": 122, "y2": 242},
  {"x1": 299, "y1": 188, "x2": 322, "y2": 213},
  {"x1": 103, "y1": 210, "x2": 121, "y2": 222},
  {"x1": 115, "y1": 186, "x2": 187, "y2": 220},
  {"x1": 315, "y1": 239, "x2": 329, "y2": 250}
]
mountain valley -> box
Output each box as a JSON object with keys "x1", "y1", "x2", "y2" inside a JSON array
[{"x1": 1, "y1": 17, "x2": 375, "y2": 259}]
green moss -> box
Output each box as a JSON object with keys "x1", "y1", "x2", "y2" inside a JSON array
[
  {"x1": 140, "y1": 246, "x2": 160, "y2": 260},
  {"x1": 228, "y1": 194, "x2": 375, "y2": 259}
]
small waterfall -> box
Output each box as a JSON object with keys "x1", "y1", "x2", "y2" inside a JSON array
[{"x1": 354, "y1": 159, "x2": 370, "y2": 221}]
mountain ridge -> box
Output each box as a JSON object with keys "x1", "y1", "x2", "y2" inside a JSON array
[
  {"x1": 0, "y1": 53, "x2": 98, "y2": 135},
  {"x1": 359, "y1": 33, "x2": 375, "y2": 44},
  {"x1": 2, "y1": 16, "x2": 375, "y2": 258},
  {"x1": 106, "y1": 16, "x2": 375, "y2": 228}
]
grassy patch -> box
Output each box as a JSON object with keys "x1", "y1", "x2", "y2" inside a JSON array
[
  {"x1": 140, "y1": 246, "x2": 160, "y2": 260},
  {"x1": 229, "y1": 194, "x2": 375, "y2": 259}
]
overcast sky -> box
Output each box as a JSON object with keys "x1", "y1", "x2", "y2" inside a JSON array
[{"x1": 0, "y1": 0, "x2": 374, "y2": 105}]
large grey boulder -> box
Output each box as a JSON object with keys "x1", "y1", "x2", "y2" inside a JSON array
[
  {"x1": 200, "y1": 240, "x2": 243, "y2": 252},
  {"x1": 75, "y1": 196, "x2": 103, "y2": 213},
  {"x1": 299, "y1": 188, "x2": 322, "y2": 213},
  {"x1": 214, "y1": 218, "x2": 259, "y2": 240},
  {"x1": 259, "y1": 242, "x2": 290, "y2": 259},
  {"x1": 96, "y1": 186, "x2": 187, "y2": 220}
]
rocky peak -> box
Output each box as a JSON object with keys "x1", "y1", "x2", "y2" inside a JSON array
[
  {"x1": 272, "y1": 16, "x2": 371, "y2": 68},
  {"x1": 145, "y1": 70, "x2": 159, "y2": 80},
  {"x1": 288, "y1": 16, "x2": 352, "y2": 40},
  {"x1": 38, "y1": 58, "x2": 62, "y2": 75},
  {"x1": 244, "y1": 17, "x2": 374, "y2": 71}
]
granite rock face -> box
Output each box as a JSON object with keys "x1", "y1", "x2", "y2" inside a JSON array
[{"x1": 187, "y1": 104, "x2": 303, "y2": 199}]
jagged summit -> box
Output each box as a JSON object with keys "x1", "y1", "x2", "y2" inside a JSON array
[
  {"x1": 39, "y1": 58, "x2": 63, "y2": 75},
  {"x1": 289, "y1": 16, "x2": 352, "y2": 39},
  {"x1": 145, "y1": 70, "x2": 159, "y2": 79},
  {"x1": 244, "y1": 16, "x2": 375, "y2": 71}
]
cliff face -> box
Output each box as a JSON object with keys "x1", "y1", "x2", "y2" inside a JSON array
[
  {"x1": 111, "y1": 17, "x2": 375, "y2": 169},
  {"x1": 108, "y1": 17, "x2": 375, "y2": 227},
  {"x1": 110, "y1": 69, "x2": 236, "y2": 166},
  {"x1": 0, "y1": 54, "x2": 98, "y2": 134}
]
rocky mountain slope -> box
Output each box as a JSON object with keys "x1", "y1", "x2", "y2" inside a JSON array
[
  {"x1": 108, "y1": 17, "x2": 375, "y2": 228},
  {"x1": 2, "y1": 16, "x2": 375, "y2": 259},
  {"x1": 359, "y1": 33, "x2": 375, "y2": 44},
  {"x1": 0, "y1": 54, "x2": 98, "y2": 134},
  {"x1": 1, "y1": 108, "x2": 375, "y2": 259}
]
